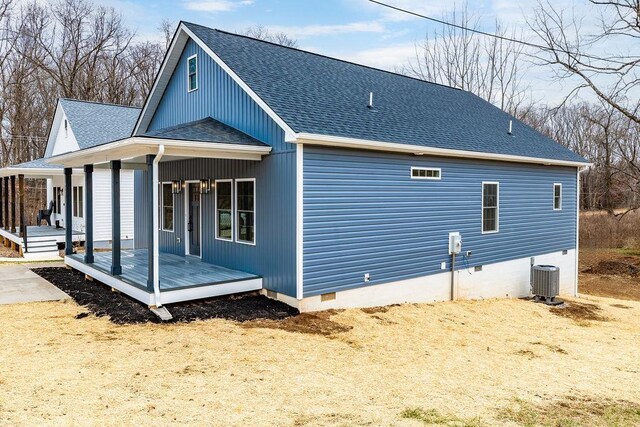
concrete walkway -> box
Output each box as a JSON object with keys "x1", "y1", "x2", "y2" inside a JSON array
[{"x1": 0, "y1": 264, "x2": 69, "y2": 304}]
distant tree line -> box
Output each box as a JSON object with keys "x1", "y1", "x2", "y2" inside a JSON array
[
  {"x1": 402, "y1": 1, "x2": 640, "y2": 215},
  {"x1": 2, "y1": 0, "x2": 639, "y2": 216}
]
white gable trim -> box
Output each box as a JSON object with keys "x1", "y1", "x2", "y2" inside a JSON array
[
  {"x1": 134, "y1": 23, "x2": 296, "y2": 142},
  {"x1": 44, "y1": 101, "x2": 80, "y2": 158}
]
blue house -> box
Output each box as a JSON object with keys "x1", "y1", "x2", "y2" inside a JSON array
[{"x1": 49, "y1": 22, "x2": 589, "y2": 312}]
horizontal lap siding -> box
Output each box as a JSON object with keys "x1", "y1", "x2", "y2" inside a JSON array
[{"x1": 303, "y1": 146, "x2": 577, "y2": 297}]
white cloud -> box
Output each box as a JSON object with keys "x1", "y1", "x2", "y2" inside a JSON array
[
  {"x1": 183, "y1": 0, "x2": 253, "y2": 13},
  {"x1": 267, "y1": 21, "x2": 386, "y2": 39},
  {"x1": 334, "y1": 42, "x2": 417, "y2": 71}
]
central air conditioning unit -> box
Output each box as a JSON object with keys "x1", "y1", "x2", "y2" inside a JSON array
[{"x1": 531, "y1": 265, "x2": 561, "y2": 305}]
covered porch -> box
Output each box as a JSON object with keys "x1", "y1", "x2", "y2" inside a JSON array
[
  {"x1": 0, "y1": 160, "x2": 83, "y2": 258},
  {"x1": 48, "y1": 117, "x2": 272, "y2": 308},
  {"x1": 67, "y1": 249, "x2": 261, "y2": 305}
]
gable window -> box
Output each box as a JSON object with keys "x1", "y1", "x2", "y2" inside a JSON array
[
  {"x1": 236, "y1": 179, "x2": 255, "y2": 244},
  {"x1": 553, "y1": 183, "x2": 562, "y2": 210},
  {"x1": 215, "y1": 180, "x2": 233, "y2": 241},
  {"x1": 411, "y1": 167, "x2": 441, "y2": 180},
  {"x1": 187, "y1": 54, "x2": 198, "y2": 92},
  {"x1": 73, "y1": 186, "x2": 83, "y2": 218},
  {"x1": 162, "y1": 182, "x2": 174, "y2": 231},
  {"x1": 482, "y1": 182, "x2": 499, "y2": 233}
]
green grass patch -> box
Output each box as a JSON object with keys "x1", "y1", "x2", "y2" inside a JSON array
[
  {"x1": 400, "y1": 408, "x2": 483, "y2": 426},
  {"x1": 615, "y1": 248, "x2": 640, "y2": 257},
  {"x1": 500, "y1": 397, "x2": 640, "y2": 427}
]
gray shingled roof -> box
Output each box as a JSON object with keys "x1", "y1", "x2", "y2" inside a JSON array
[
  {"x1": 60, "y1": 99, "x2": 141, "y2": 149},
  {"x1": 143, "y1": 117, "x2": 267, "y2": 146},
  {"x1": 183, "y1": 22, "x2": 587, "y2": 163},
  {"x1": 13, "y1": 158, "x2": 61, "y2": 169}
]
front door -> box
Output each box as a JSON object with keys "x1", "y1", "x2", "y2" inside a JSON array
[{"x1": 188, "y1": 183, "x2": 200, "y2": 257}]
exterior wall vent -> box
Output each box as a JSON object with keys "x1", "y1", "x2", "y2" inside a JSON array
[{"x1": 531, "y1": 265, "x2": 560, "y2": 304}]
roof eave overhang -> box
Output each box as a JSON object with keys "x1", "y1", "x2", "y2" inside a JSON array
[
  {"x1": 0, "y1": 166, "x2": 79, "y2": 179},
  {"x1": 294, "y1": 133, "x2": 592, "y2": 168},
  {"x1": 46, "y1": 137, "x2": 272, "y2": 168}
]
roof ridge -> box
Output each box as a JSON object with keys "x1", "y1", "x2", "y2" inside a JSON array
[
  {"x1": 60, "y1": 98, "x2": 142, "y2": 110},
  {"x1": 182, "y1": 22, "x2": 462, "y2": 92}
]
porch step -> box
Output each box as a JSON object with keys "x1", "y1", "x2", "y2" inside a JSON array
[
  {"x1": 23, "y1": 238, "x2": 58, "y2": 254},
  {"x1": 150, "y1": 306, "x2": 173, "y2": 321}
]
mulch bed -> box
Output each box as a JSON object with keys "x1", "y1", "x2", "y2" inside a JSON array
[{"x1": 31, "y1": 267, "x2": 299, "y2": 324}]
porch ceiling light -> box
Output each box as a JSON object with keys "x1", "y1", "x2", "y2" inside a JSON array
[
  {"x1": 172, "y1": 180, "x2": 182, "y2": 194},
  {"x1": 200, "y1": 179, "x2": 211, "y2": 194}
]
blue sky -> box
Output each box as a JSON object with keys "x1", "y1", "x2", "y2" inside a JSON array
[{"x1": 110, "y1": 0, "x2": 598, "y2": 105}]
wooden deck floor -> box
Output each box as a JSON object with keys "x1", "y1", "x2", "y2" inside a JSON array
[{"x1": 69, "y1": 250, "x2": 259, "y2": 291}]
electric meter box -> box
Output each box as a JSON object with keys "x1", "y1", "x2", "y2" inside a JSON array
[{"x1": 448, "y1": 232, "x2": 462, "y2": 255}]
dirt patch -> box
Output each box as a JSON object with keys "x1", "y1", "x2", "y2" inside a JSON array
[
  {"x1": 360, "y1": 304, "x2": 399, "y2": 314},
  {"x1": 549, "y1": 300, "x2": 608, "y2": 324},
  {"x1": 243, "y1": 309, "x2": 352, "y2": 336},
  {"x1": 578, "y1": 249, "x2": 640, "y2": 302},
  {"x1": 0, "y1": 245, "x2": 20, "y2": 258},
  {"x1": 610, "y1": 303, "x2": 633, "y2": 309},
  {"x1": 531, "y1": 341, "x2": 568, "y2": 354},
  {"x1": 501, "y1": 396, "x2": 640, "y2": 427},
  {"x1": 583, "y1": 259, "x2": 640, "y2": 276},
  {"x1": 31, "y1": 267, "x2": 298, "y2": 324}
]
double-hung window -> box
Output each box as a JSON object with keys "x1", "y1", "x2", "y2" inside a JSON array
[
  {"x1": 553, "y1": 183, "x2": 562, "y2": 210},
  {"x1": 215, "y1": 180, "x2": 233, "y2": 241},
  {"x1": 162, "y1": 182, "x2": 174, "y2": 231},
  {"x1": 73, "y1": 186, "x2": 83, "y2": 218},
  {"x1": 482, "y1": 182, "x2": 499, "y2": 233},
  {"x1": 54, "y1": 187, "x2": 62, "y2": 214},
  {"x1": 236, "y1": 179, "x2": 255, "y2": 244},
  {"x1": 187, "y1": 54, "x2": 198, "y2": 92}
]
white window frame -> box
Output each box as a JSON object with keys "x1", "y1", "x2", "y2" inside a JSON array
[
  {"x1": 215, "y1": 179, "x2": 234, "y2": 242},
  {"x1": 481, "y1": 181, "x2": 499, "y2": 234},
  {"x1": 235, "y1": 178, "x2": 256, "y2": 246},
  {"x1": 161, "y1": 181, "x2": 174, "y2": 232},
  {"x1": 410, "y1": 166, "x2": 442, "y2": 180},
  {"x1": 553, "y1": 183, "x2": 562, "y2": 211},
  {"x1": 187, "y1": 54, "x2": 198, "y2": 92},
  {"x1": 72, "y1": 185, "x2": 83, "y2": 218}
]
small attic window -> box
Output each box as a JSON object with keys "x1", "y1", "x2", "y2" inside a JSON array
[
  {"x1": 411, "y1": 167, "x2": 441, "y2": 180},
  {"x1": 187, "y1": 54, "x2": 198, "y2": 92},
  {"x1": 64, "y1": 119, "x2": 68, "y2": 135}
]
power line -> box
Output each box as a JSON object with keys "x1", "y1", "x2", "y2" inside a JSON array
[{"x1": 368, "y1": 0, "x2": 636, "y2": 65}]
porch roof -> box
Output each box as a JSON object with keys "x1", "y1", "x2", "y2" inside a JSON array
[
  {"x1": 45, "y1": 132, "x2": 272, "y2": 168},
  {"x1": 143, "y1": 117, "x2": 268, "y2": 147},
  {"x1": 0, "y1": 158, "x2": 82, "y2": 178}
]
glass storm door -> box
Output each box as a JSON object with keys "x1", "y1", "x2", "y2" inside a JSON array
[{"x1": 188, "y1": 183, "x2": 200, "y2": 257}]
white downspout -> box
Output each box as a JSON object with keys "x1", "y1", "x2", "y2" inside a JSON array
[
  {"x1": 153, "y1": 145, "x2": 165, "y2": 306},
  {"x1": 575, "y1": 166, "x2": 582, "y2": 297}
]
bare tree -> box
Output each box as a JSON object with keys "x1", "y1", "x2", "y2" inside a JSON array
[
  {"x1": 244, "y1": 25, "x2": 298, "y2": 48},
  {"x1": 528, "y1": 0, "x2": 640, "y2": 124},
  {"x1": 400, "y1": 6, "x2": 527, "y2": 114}
]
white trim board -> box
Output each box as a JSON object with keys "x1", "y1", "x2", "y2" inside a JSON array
[
  {"x1": 295, "y1": 144, "x2": 304, "y2": 300},
  {"x1": 294, "y1": 133, "x2": 591, "y2": 168},
  {"x1": 134, "y1": 23, "x2": 296, "y2": 141}
]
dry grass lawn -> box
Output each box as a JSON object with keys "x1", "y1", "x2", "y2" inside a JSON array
[{"x1": 0, "y1": 292, "x2": 639, "y2": 426}]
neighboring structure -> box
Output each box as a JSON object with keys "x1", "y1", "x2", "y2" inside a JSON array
[
  {"x1": 0, "y1": 99, "x2": 139, "y2": 258},
  {"x1": 48, "y1": 22, "x2": 590, "y2": 312}
]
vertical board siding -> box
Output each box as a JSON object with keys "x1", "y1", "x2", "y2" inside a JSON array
[
  {"x1": 145, "y1": 39, "x2": 287, "y2": 152},
  {"x1": 303, "y1": 146, "x2": 577, "y2": 297},
  {"x1": 139, "y1": 153, "x2": 297, "y2": 296}
]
